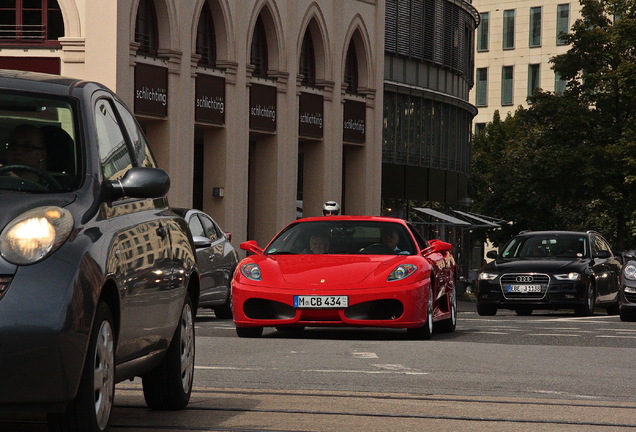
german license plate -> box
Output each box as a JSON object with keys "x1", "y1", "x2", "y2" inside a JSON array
[
  {"x1": 507, "y1": 284, "x2": 541, "y2": 293},
  {"x1": 294, "y1": 295, "x2": 348, "y2": 308}
]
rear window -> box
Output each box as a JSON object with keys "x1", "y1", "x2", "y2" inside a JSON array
[{"x1": 0, "y1": 91, "x2": 78, "y2": 192}]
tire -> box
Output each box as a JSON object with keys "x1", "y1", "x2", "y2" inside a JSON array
[
  {"x1": 236, "y1": 326, "x2": 264, "y2": 338},
  {"x1": 407, "y1": 288, "x2": 433, "y2": 340},
  {"x1": 515, "y1": 307, "x2": 533, "y2": 316},
  {"x1": 477, "y1": 303, "x2": 497, "y2": 316},
  {"x1": 143, "y1": 293, "x2": 195, "y2": 410},
  {"x1": 213, "y1": 287, "x2": 233, "y2": 319},
  {"x1": 575, "y1": 282, "x2": 595, "y2": 316},
  {"x1": 619, "y1": 307, "x2": 636, "y2": 322},
  {"x1": 48, "y1": 302, "x2": 115, "y2": 432},
  {"x1": 434, "y1": 287, "x2": 457, "y2": 333}
]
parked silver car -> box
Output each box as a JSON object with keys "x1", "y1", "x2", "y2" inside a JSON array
[{"x1": 173, "y1": 208, "x2": 238, "y2": 318}]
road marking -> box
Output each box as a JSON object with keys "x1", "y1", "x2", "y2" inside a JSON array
[
  {"x1": 595, "y1": 335, "x2": 636, "y2": 339},
  {"x1": 528, "y1": 334, "x2": 580, "y2": 337},
  {"x1": 196, "y1": 366, "x2": 267, "y2": 371},
  {"x1": 305, "y1": 369, "x2": 429, "y2": 375},
  {"x1": 351, "y1": 351, "x2": 378, "y2": 359}
]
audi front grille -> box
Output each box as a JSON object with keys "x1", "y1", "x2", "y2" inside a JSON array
[{"x1": 500, "y1": 273, "x2": 549, "y2": 300}]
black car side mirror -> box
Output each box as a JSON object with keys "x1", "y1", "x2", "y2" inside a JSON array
[
  {"x1": 593, "y1": 250, "x2": 612, "y2": 259},
  {"x1": 104, "y1": 167, "x2": 170, "y2": 201},
  {"x1": 486, "y1": 250, "x2": 498, "y2": 259}
]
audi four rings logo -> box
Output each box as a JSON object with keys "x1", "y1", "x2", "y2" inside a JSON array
[{"x1": 516, "y1": 275, "x2": 534, "y2": 283}]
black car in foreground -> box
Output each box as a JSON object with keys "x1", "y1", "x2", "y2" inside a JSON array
[
  {"x1": 0, "y1": 69, "x2": 200, "y2": 432},
  {"x1": 619, "y1": 250, "x2": 636, "y2": 321},
  {"x1": 476, "y1": 230, "x2": 621, "y2": 316}
]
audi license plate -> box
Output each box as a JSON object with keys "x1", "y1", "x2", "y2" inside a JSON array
[
  {"x1": 507, "y1": 284, "x2": 542, "y2": 293},
  {"x1": 294, "y1": 295, "x2": 348, "y2": 308}
]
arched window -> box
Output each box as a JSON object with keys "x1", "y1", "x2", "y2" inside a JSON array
[
  {"x1": 250, "y1": 15, "x2": 268, "y2": 77},
  {"x1": 0, "y1": 0, "x2": 63, "y2": 46},
  {"x1": 344, "y1": 42, "x2": 358, "y2": 94},
  {"x1": 299, "y1": 31, "x2": 316, "y2": 87},
  {"x1": 135, "y1": 0, "x2": 158, "y2": 56},
  {"x1": 196, "y1": 3, "x2": 216, "y2": 67}
]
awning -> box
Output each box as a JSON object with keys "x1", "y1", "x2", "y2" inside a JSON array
[
  {"x1": 413, "y1": 207, "x2": 471, "y2": 226},
  {"x1": 452, "y1": 210, "x2": 500, "y2": 228}
]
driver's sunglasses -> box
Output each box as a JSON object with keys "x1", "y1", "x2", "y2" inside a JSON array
[
  {"x1": 6, "y1": 142, "x2": 45, "y2": 152},
  {"x1": 324, "y1": 211, "x2": 337, "y2": 216}
]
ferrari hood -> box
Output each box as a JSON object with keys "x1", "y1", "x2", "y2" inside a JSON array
[{"x1": 266, "y1": 255, "x2": 405, "y2": 286}]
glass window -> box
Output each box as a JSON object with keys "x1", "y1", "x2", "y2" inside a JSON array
[
  {"x1": 0, "y1": 0, "x2": 63, "y2": 45},
  {"x1": 477, "y1": 12, "x2": 489, "y2": 51},
  {"x1": 476, "y1": 67, "x2": 488, "y2": 107},
  {"x1": 501, "y1": 66, "x2": 514, "y2": 106},
  {"x1": 527, "y1": 64, "x2": 541, "y2": 99},
  {"x1": 94, "y1": 99, "x2": 133, "y2": 181},
  {"x1": 188, "y1": 216, "x2": 205, "y2": 238},
  {"x1": 250, "y1": 15, "x2": 268, "y2": 77},
  {"x1": 344, "y1": 41, "x2": 358, "y2": 94},
  {"x1": 114, "y1": 100, "x2": 157, "y2": 169},
  {"x1": 529, "y1": 7, "x2": 542, "y2": 47},
  {"x1": 300, "y1": 31, "x2": 316, "y2": 86},
  {"x1": 135, "y1": 0, "x2": 158, "y2": 56},
  {"x1": 556, "y1": 4, "x2": 570, "y2": 45},
  {"x1": 200, "y1": 215, "x2": 220, "y2": 241},
  {"x1": 474, "y1": 123, "x2": 487, "y2": 135},
  {"x1": 503, "y1": 10, "x2": 515, "y2": 49},
  {"x1": 196, "y1": 3, "x2": 216, "y2": 67},
  {"x1": 555, "y1": 71, "x2": 567, "y2": 94}
]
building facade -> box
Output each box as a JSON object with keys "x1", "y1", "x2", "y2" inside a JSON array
[
  {"x1": 381, "y1": 0, "x2": 479, "y2": 218},
  {"x1": 470, "y1": 0, "x2": 583, "y2": 132},
  {"x1": 0, "y1": 0, "x2": 385, "y2": 247}
]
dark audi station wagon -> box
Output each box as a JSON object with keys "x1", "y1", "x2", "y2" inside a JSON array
[
  {"x1": 476, "y1": 230, "x2": 621, "y2": 316},
  {"x1": 0, "y1": 70, "x2": 199, "y2": 432}
]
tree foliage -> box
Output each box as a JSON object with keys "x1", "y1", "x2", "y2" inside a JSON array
[{"x1": 472, "y1": 0, "x2": 636, "y2": 249}]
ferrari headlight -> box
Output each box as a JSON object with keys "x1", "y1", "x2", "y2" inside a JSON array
[
  {"x1": 554, "y1": 272, "x2": 581, "y2": 281},
  {"x1": 624, "y1": 263, "x2": 636, "y2": 281},
  {"x1": 240, "y1": 263, "x2": 262, "y2": 281},
  {"x1": 0, "y1": 206, "x2": 73, "y2": 265},
  {"x1": 388, "y1": 264, "x2": 417, "y2": 281},
  {"x1": 478, "y1": 272, "x2": 498, "y2": 281}
]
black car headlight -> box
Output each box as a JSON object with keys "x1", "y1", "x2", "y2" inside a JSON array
[
  {"x1": 478, "y1": 272, "x2": 498, "y2": 281},
  {"x1": 624, "y1": 263, "x2": 636, "y2": 281},
  {"x1": 554, "y1": 272, "x2": 581, "y2": 281},
  {"x1": 0, "y1": 206, "x2": 73, "y2": 265}
]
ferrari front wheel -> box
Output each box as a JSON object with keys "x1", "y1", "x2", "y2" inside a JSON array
[
  {"x1": 236, "y1": 326, "x2": 263, "y2": 338},
  {"x1": 407, "y1": 289, "x2": 433, "y2": 340}
]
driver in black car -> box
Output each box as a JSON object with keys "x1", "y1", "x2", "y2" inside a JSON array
[{"x1": 4, "y1": 123, "x2": 47, "y2": 182}]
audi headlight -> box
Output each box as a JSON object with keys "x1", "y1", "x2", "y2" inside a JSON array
[
  {"x1": 624, "y1": 263, "x2": 636, "y2": 281},
  {"x1": 388, "y1": 264, "x2": 417, "y2": 281},
  {"x1": 554, "y1": 272, "x2": 581, "y2": 281},
  {"x1": 478, "y1": 272, "x2": 498, "y2": 281},
  {"x1": 0, "y1": 206, "x2": 73, "y2": 265},
  {"x1": 240, "y1": 263, "x2": 262, "y2": 281}
]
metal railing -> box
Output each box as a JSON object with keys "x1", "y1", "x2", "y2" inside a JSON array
[{"x1": 0, "y1": 24, "x2": 46, "y2": 42}]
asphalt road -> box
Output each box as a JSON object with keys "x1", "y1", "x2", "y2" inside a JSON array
[{"x1": 3, "y1": 297, "x2": 636, "y2": 431}]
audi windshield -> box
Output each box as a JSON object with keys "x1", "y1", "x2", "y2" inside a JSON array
[{"x1": 500, "y1": 234, "x2": 589, "y2": 260}]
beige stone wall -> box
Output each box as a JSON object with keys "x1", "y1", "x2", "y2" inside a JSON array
[
  {"x1": 470, "y1": 0, "x2": 583, "y2": 127},
  {"x1": 2, "y1": 0, "x2": 385, "y2": 250}
]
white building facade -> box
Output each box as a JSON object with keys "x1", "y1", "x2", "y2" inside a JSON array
[{"x1": 0, "y1": 0, "x2": 385, "y2": 247}]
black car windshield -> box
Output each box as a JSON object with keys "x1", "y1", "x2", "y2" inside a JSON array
[
  {"x1": 500, "y1": 234, "x2": 589, "y2": 260},
  {"x1": 0, "y1": 92, "x2": 79, "y2": 193},
  {"x1": 265, "y1": 220, "x2": 417, "y2": 255}
]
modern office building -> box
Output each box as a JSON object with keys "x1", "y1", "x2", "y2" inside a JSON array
[
  {"x1": 381, "y1": 0, "x2": 480, "y2": 219},
  {"x1": 0, "y1": 0, "x2": 385, "y2": 247},
  {"x1": 470, "y1": 0, "x2": 583, "y2": 132}
]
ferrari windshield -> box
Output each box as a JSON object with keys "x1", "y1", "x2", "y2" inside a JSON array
[
  {"x1": 500, "y1": 233, "x2": 589, "y2": 260},
  {"x1": 0, "y1": 91, "x2": 78, "y2": 193},
  {"x1": 265, "y1": 220, "x2": 417, "y2": 255}
]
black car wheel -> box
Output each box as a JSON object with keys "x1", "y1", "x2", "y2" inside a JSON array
[
  {"x1": 477, "y1": 303, "x2": 497, "y2": 316},
  {"x1": 407, "y1": 288, "x2": 433, "y2": 340},
  {"x1": 575, "y1": 282, "x2": 595, "y2": 316},
  {"x1": 48, "y1": 301, "x2": 115, "y2": 432},
  {"x1": 143, "y1": 293, "x2": 195, "y2": 410},
  {"x1": 435, "y1": 287, "x2": 457, "y2": 333},
  {"x1": 236, "y1": 326, "x2": 264, "y2": 338},
  {"x1": 619, "y1": 307, "x2": 636, "y2": 322},
  {"x1": 213, "y1": 285, "x2": 233, "y2": 319},
  {"x1": 515, "y1": 306, "x2": 533, "y2": 316}
]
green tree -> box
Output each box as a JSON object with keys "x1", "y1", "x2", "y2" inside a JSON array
[{"x1": 472, "y1": 0, "x2": 636, "y2": 249}]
